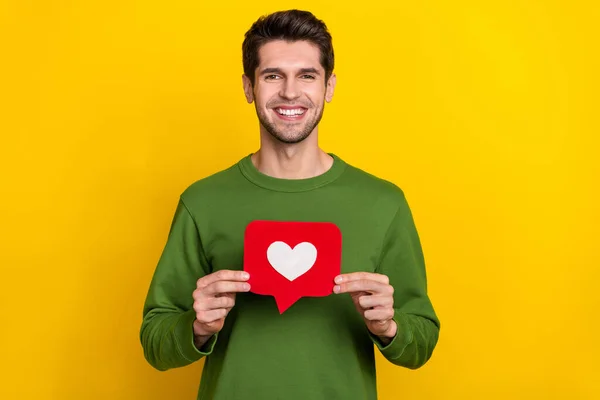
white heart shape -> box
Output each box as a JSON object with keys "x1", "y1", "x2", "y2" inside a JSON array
[{"x1": 266, "y1": 241, "x2": 317, "y2": 281}]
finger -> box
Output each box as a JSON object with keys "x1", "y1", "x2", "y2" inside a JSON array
[
  {"x1": 194, "y1": 295, "x2": 236, "y2": 311},
  {"x1": 334, "y1": 279, "x2": 393, "y2": 295},
  {"x1": 216, "y1": 292, "x2": 236, "y2": 300},
  {"x1": 195, "y1": 308, "x2": 228, "y2": 324},
  {"x1": 209, "y1": 296, "x2": 235, "y2": 310},
  {"x1": 204, "y1": 280, "x2": 251, "y2": 295},
  {"x1": 197, "y1": 270, "x2": 250, "y2": 289},
  {"x1": 193, "y1": 287, "x2": 235, "y2": 301},
  {"x1": 334, "y1": 272, "x2": 389, "y2": 285},
  {"x1": 363, "y1": 308, "x2": 394, "y2": 322},
  {"x1": 202, "y1": 320, "x2": 223, "y2": 332},
  {"x1": 358, "y1": 295, "x2": 393, "y2": 309}
]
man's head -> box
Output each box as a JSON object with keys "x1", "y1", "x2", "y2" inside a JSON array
[{"x1": 242, "y1": 10, "x2": 336, "y2": 144}]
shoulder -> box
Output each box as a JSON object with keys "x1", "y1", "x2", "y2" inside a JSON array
[
  {"x1": 340, "y1": 159, "x2": 419, "y2": 230},
  {"x1": 341, "y1": 160, "x2": 408, "y2": 206},
  {"x1": 179, "y1": 160, "x2": 243, "y2": 206}
]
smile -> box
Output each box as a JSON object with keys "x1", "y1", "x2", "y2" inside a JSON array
[
  {"x1": 274, "y1": 107, "x2": 307, "y2": 121},
  {"x1": 276, "y1": 108, "x2": 305, "y2": 116}
]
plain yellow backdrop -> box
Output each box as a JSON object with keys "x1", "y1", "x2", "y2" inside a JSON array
[{"x1": 1, "y1": 1, "x2": 598, "y2": 399}]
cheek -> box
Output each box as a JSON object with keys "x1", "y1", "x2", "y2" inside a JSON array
[
  {"x1": 307, "y1": 88, "x2": 326, "y2": 104},
  {"x1": 256, "y1": 91, "x2": 276, "y2": 109}
]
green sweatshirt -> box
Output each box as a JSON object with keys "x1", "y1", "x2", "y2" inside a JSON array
[{"x1": 140, "y1": 153, "x2": 440, "y2": 400}]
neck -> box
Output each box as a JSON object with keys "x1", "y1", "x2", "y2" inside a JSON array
[{"x1": 251, "y1": 129, "x2": 333, "y2": 180}]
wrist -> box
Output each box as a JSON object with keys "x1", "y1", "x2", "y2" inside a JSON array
[
  {"x1": 377, "y1": 320, "x2": 397, "y2": 344},
  {"x1": 193, "y1": 334, "x2": 211, "y2": 349},
  {"x1": 192, "y1": 320, "x2": 212, "y2": 345},
  {"x1": 193, "y1": 319, "x2": 210, "y2": 336},
  {"x1": 193, "y1": 333, "x2": 213, "y2": 350}
]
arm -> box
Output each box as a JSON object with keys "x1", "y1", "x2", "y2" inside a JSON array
[
  {"x1": 139, "y1": 198, "x2": 217, "y2": 371},
  {"x1": 371, "y1": 192, "x2": 440, "y2": 369}
]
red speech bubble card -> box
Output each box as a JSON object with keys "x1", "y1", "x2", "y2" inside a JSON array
[{"x1": 243, "y1": 220, "x2": 342, "y2": 314}]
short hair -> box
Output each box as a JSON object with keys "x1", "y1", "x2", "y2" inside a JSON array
[{"x1": 242, "y1": 9, "x2": 335, "y2": 87}]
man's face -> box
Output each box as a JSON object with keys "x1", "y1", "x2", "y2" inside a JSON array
[{"x1": 243, "y1": 40, "x2": 336, "y2": 144}]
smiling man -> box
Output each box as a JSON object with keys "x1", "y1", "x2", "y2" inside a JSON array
[
  {"x1": 246, "y1": 40, "x2": 331, "y2": 146},
  {"x1": 140, "y1": 9, "x2": 440, "y2": 400}
]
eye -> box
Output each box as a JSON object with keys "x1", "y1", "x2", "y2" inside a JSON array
[
  {"x1": 265, "y1": 74, "x2": 280, "y2": 80},
  {"x1": 301, "y1": 75, "x2": 316, "y2": 80}
]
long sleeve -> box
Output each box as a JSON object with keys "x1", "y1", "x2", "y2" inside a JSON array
[
  {"x1": 139, "y1": 198, "x2": 217, "y2": 371},
  {"x1": 370, "y1": 191, "x2": 441, "y2": 369}
]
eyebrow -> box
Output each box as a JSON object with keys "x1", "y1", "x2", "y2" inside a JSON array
[{"x1": 259, "y1": 67, "x2": 321, "y2": 76}]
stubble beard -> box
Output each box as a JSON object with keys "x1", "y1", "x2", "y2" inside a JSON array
[{"x1": 256, "y1": 101, "x2": 325, "y2": 145}]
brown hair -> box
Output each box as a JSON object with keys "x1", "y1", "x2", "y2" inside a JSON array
[{"x1": 242, "y1": 9, "x2": 335, "y2": 87}]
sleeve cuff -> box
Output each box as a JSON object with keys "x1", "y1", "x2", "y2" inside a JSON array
[
  {"x1": 370, "y1": 311, "x2": 413, "y2": 360},
  {"x1": 175, "y1": 309, "x2": 219, "y2": 362}
]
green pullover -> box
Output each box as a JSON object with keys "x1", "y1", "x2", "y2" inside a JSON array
[{"x1": 140, "y1": 153, "x2": 440, "y2": 400}]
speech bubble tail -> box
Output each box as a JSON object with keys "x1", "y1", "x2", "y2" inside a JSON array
[{"x1": 275, "y1": 295, "x2": 301, "y2": 314}]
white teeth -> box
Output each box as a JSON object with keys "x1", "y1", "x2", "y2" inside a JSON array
[{"x1": 276, "y1": 108, "x2": 305, "y2": 116}]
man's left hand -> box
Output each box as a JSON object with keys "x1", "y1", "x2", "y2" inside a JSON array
[{"x1": 333, "y1": 272, "x2": 397, "y2": 342}]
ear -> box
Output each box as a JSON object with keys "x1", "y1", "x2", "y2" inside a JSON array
[
  {"x1": 242, "y1": 74, "x2": 254, "y2": 103},
  {"x1": 325, "y1": 73, "x2": 337, "y2": 103}
]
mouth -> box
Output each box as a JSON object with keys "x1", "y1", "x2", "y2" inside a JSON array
[{"x1": 273, "y1": 107, "x2": 307, "y2": 121}]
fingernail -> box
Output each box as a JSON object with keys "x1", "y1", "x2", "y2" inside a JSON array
[
  {"x1": 334, "y1": 276, "x2": 343, "y2": 283},
  {"x1": 244, "y1": 283, "x2": 251, "y2": 291},
  {"x1": 333, "y1": 285, "x2": 340, "y2": 293},
  {"x1": 242, "y1": 272, "x2": 250, "y2": 279}
]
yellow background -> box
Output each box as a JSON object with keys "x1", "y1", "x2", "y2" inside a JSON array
[{"x1": 1, "y1": 1, "x2": 598, "y2": 399}]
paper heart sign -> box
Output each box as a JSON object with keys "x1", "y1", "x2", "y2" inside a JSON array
[{"x1": 243, "y1": 220, "x2": 342, "y2": 313}]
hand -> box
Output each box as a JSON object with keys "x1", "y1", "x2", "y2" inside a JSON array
[
  {"x1": 192, "y1": 270, "x2": 250, "y2": 344},
  {"x1": 333, "y1": 272, "x2": 397, "y2": 341}
]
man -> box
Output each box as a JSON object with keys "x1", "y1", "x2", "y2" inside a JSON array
[{"x1": 140, "y1": 9, "x2": 440, "y2": 400}]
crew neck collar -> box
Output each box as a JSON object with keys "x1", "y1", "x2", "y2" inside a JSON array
[{"x1": 238, "y1": 153, "x2": 347, "y2": 192}]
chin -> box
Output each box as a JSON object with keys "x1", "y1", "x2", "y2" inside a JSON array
[
  {"x1": 257, "y1": 111, "x2": 317, "y2": 145},
  {"x1": 269, "y1": 128, "x2": 312, "y2": 144},
  {"x1": 273, "y1": 133, "x2": 311, "y2": 145}
]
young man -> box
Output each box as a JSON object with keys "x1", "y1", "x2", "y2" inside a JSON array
[{"x1": 140, "y1": 9, "x2": 440, "y2": 400}]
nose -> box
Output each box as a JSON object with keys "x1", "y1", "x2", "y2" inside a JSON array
[{"x1": 279, "y1": 78, "x2": 301, "y2": 100}]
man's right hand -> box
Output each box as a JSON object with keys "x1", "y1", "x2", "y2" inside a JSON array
[{"x1": 192, "y1": 270, "x2": 251, "y2": 346}]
